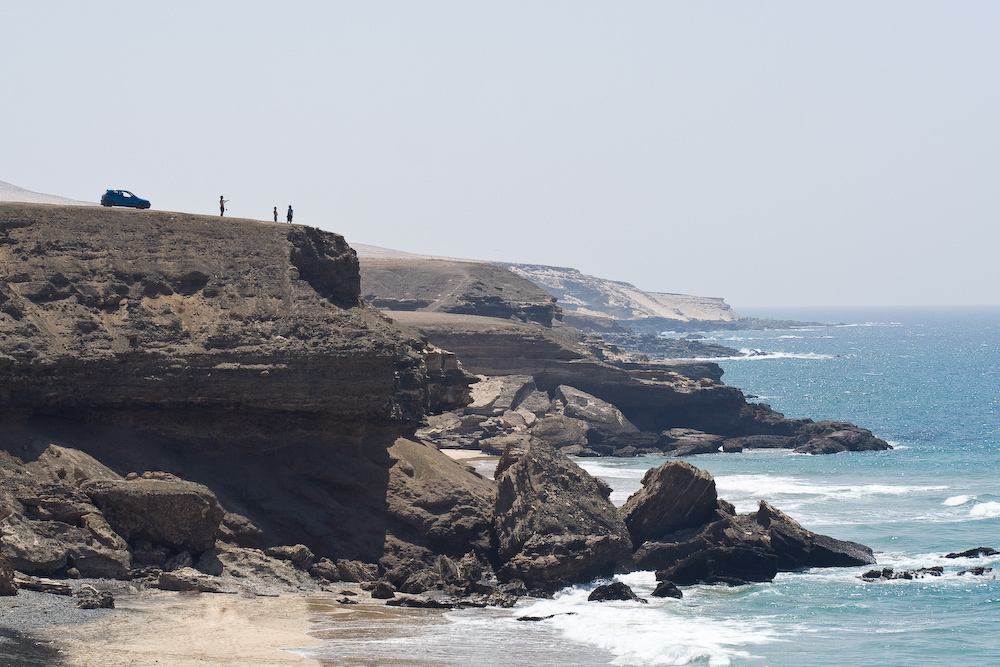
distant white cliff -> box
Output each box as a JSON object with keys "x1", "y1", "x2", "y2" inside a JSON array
[{"x1": 496, "y1": 263, "x2": 740, "y2": 323}]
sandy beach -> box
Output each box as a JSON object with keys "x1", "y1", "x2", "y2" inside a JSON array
[{"x1": 1, "y1": 589, "x2": 322, "y2": 667}]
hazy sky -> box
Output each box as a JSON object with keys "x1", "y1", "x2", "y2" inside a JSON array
[{"x1": 4, "y1": 2, "x2": 998, "y2": 309}]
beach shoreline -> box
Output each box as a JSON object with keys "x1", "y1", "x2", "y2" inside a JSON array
[{"x1": 1, "y1": 588, "x2": 322, "y2": 667}]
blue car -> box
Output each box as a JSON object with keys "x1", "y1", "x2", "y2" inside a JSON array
[{"x1": 100, "y1": 189, "x2": 151, "y2": 209}]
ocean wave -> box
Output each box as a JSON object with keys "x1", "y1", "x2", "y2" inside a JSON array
[
  {"x1": 943, "y1": 495, "x2": 975, "y2": 507},
  {"x1": 970, "y1": 501, "x2": 1000, "y2": 519},
  {"x1": 834, "y1": 322, "x2": 904, "y2": 328},
  {"x1": 715, "y1": 474, "x2": 947, "y2": 501},
  {"x1": 513, "y1": 576, "x2": 780, "y2": 666}
]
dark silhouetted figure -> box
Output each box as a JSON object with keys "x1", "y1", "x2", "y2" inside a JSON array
[
  {"x1": 220, "y1": 196, "x2": 228, "y2": 216},
  {"x1": 273, "y1": 206, "x2": 278, "y2": 223},
  {"x1": 286, "y1": 205, "x2": 293, "y2": 224}
]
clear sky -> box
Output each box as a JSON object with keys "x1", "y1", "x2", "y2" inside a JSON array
[{"x1": 3, "y1": 2, "x2": 998, "y2": 309}]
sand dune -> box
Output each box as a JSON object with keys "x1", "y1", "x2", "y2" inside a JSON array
[{"x1": 0, "y1": 180, "x2": 96, "y2": 206}]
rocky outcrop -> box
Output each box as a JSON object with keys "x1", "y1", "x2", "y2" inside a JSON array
[
  {"x1": 945, "y1": 546, "x2": 999, "y2": 559},
  {"x1": 0, "y1": 203, "x2": 883, "y2": 603},
  {"x1": 625, "y1": 461, "x2": 875, "y2": 585},
  {"x1": 588, "y1": 581, "x2": 645, "y2": 603},
  {"x1": 492, "y1": 439, "x2": 633, "y2": 588},
  {"x1": 0, "y1": 203, "x2": 474, "y2": 456},
  {"x1": 790, "y1": 421, "x2": 891, "y2": 454},
  {"x1": 360, "y1": 257, "x2": 560, "y2": 327}
]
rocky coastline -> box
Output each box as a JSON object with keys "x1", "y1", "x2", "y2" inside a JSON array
[{"x1": 3, "y1": 202, "x2": 897, "y2": 661}]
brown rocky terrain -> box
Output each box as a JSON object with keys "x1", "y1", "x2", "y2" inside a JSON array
[{"x1": 1, "y1": 202, "x2": 882, "y2": 619}]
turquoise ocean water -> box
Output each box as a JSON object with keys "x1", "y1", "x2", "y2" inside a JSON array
[{"x1": 302, "y1": 306, "x2": 999, "y2": 666}]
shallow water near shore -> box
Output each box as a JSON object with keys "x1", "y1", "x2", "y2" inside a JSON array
[{"x1": 303, "y1": 306, "x2": 1000, "y2": 666}]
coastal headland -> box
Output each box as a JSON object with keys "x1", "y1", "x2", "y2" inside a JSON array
[{"x1": 2, "y1": 202, "x2": 887, "y2": 663}]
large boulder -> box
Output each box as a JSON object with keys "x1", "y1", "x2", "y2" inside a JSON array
[
  {"x1": 619, "y1": 461, "x2": 723, "y2": 546},
  {"x1": 492, "y1": 439, "x2": 633, "y2": 588},
  {"x1": 554, "y1": 385, "x2": 639, "y2": 442},
  {"x1": 83, "y1": 475, "x2": 226, "y2": 553}
]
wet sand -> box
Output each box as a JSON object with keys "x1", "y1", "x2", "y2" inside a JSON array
[{"x1": 15, "y1": 590, "x2": 322, "y2": 667}]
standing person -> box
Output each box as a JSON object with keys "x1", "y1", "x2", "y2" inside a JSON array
[
  {"x1": 273, "y1": 206, "x2": 278, "y2": 223},
  {"x1": 286, "y1": 205, "x2": 293, "y2": 224},
  {"x1": 220, "y1": 195, "x2": 228, "y2": 216}
]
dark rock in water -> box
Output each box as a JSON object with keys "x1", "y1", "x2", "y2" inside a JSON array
[
  {"x1": 83, "y1": 476, "x2": 225, "y2": 554},
  {"x1": 860, "y1": 567, "x2": 943, "y2": 581},
  {"x1": 636, "y1": 496, "x2": 875, "y2": 583},
  {"x1": 957, "y1": 567, "x2": 993, "y2": 576},
  {"x1": 658, "y1": 429, "x2": 725, "y2": 456},
  {"x1": 791, "y1": 421, "x2": 891, "y2": 454},
  {"x1": 704, "y1": 576, "x2": 753, "y2": 587},
  {"x1": 385, "y1": 594, "x2": 462, "y2": 609},
  {"x1": 650, "y1": 580, "x2": 682, "y2": 598},
  {"x1": 619, "y1": 461, "x2": 723, "y2": 545},
  {"x1": 808, "y1": 533, "x2": 876, "y2": 567},
  {"x1": 588, "y1": 581, "x2": 646, "y2": 603},
  {"x1": 655, "y1": 545, "x2": 779, "y2": 586},
  {"x1": 753, "y1": 501, "x2": 875, "y2": 569},
  {"x1": 492, "y1": 439, "x2": 633, "y2": 587},
  {"x1": 945, "y1": 546, "x2": 999, "y2": 559},
  {"x1": 482, "y1": 580, "x2": 527, "y2": 608},
  {"x1": 722, "y1": 435, "x2": 795, "y2": 451}
]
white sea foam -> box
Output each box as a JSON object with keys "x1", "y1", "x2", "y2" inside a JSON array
[
  {"x1": 715, "y1": 474, "x2": 947, "y2": 502},
  {"x1": 943, "y1": 495, "x2": 974, "y2": 506},
  {"x1": 732, "y1": 350, "x2": 836, "y2": 361},
  {"x1": 513, "y1": 575, "x2": 780, "y2": 666},
  {"x1": 970, "y1": 501, "x2": 1000, "y2": 519}
]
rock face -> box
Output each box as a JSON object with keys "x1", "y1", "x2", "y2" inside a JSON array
[
  {"x1": 492, "y1": 439, "x2": 633, "y2": 588},
  {"x1": 0, "y1": 203, "x2": 482, "y2": 588},
  {"x1": 0, "y1": 203, "x2": 473, "y2": 455},
  {"x1": 619, "y1": 462, "x2": 723, "y2": 546}
]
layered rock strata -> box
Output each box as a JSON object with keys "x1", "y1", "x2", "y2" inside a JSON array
[{"x1": 1, "y1": 203, "x2": 884, "y2": 608}]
